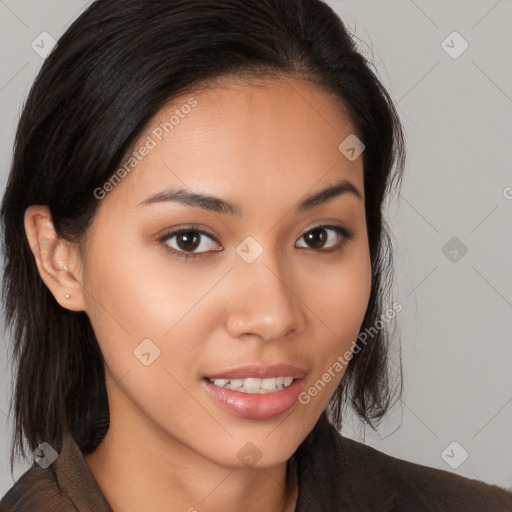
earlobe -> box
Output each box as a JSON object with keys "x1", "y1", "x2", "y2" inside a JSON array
[{"x1": 24, "y1": 204, "x2": 86, "y2": 312}]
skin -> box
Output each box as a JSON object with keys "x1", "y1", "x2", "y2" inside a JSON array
[{"x1": 24, "y1": 74, "x2": 372, "y2": 512}]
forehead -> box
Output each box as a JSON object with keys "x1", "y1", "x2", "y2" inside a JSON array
[{"x1": 99, "y1": 74, "x2": 364, "y2": 213}]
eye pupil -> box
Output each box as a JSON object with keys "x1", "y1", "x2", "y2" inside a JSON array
[
  {"x1": 177, "y1": 231, "x2": 201, "y2": 251},
  {"x1": 305, "y1": 228, "x2": 327, "y2": 249}
]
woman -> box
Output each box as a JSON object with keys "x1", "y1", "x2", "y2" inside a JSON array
[{"x1": 0, "y1": 0, "x2": 510, "y2": 510}]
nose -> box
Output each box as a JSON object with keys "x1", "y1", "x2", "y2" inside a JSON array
[{"x1": 224, "y1": 248, "x2": 307, "y2": 342}]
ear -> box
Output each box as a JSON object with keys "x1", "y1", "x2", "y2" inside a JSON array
[{"x1": 24, "y1": 205, "x2": 87, "y2": 312}]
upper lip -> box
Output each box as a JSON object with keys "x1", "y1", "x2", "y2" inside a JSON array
[{"x1": 205, "y1": 363, "x2": 307, "y2": 380}]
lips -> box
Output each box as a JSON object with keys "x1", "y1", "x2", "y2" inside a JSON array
[
  {"x1": 205, "y1": 363, "x2": 307, "y2": 380},
  {"x1": 202, "y1": 375, "x2": 307, "y2": 419}
]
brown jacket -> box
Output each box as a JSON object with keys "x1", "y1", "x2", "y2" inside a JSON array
[{"x1": 1, "y1": 412, "x2": 511, "y2": 511}]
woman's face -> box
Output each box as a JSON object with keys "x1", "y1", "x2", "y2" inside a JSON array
[{"x1": 78, "y1": 74, "x2": 372, "y2": 468}]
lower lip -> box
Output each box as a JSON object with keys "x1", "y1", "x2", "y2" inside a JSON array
[{"x1": 202, "y1": 377, "x2": 306, "y2": 420}]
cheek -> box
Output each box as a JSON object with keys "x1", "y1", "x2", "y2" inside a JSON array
[
  {"x1": 81, "y1": 229, "x2": 216, "y2": 386},
  {"x1": 82, "y1": 228, "x2": 207, "y2": 338},
  {"x1": 312, "y1": 243, "x2": 372, "y2": 338},
  {"x1": 304, "y1": 242, "x2": 372, "y2": 385},
  {"x1": 81, "y1": 237, "x2": 208, "y2": 432}
]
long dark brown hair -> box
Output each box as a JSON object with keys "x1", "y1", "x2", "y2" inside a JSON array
[{"x1": 1, "y1": 0, "x2": 405, "y2": 474}]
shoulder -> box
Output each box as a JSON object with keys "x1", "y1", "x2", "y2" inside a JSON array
[
  {"x1": 0, "y1": 433, "x2": 111, "y2": 512},
  {"x1": 299, "y1": 413, "x2": 512, "y2": 511},
  {"x1": 339, "y1": 434, "x2": 512, "y2": 510},
  {"x1": 0, "y1": 464, "x2": 76, "y2": 512}
]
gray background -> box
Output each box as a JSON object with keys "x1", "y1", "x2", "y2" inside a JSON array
[{"x1": 1, "y1": 0, "x2": 511, "y2": 497}]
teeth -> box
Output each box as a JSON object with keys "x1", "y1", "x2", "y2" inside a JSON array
[
  {"x1": 209, "y1": 376, "x2": 295, "y2": 393},
  {"x1": 244, "y1": 378, "x2": 261, "y2": 391},
  {"x1": 261, "y1": 378, "x2": 276, "y2": 390}
]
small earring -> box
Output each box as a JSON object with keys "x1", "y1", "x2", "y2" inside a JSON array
[{"x1": 65, "y1": 294, "x2": 70, "y2": 299}]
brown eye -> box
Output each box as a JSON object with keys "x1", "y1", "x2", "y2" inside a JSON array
[
  {"x1": 303, "y1": 227, "x2": 329, "y2": 249},
  {"x1": 175, "y1": 231, "x2": 201, "y2": 252},
  {"x1": 160, "y1": 226, "x2": 221, "y2": 260},
  {"x1": 296, "y1": 225, "x2": 353, "y2": 251}
]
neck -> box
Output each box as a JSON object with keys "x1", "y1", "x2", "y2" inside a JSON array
[{"x1": 84, "y1": 397, "x2": 298, "y2": 512}]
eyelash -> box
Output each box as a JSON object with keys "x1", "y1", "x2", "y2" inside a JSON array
[{"x1": 159, "y1": 223, "x2": 354, "y2": 261}]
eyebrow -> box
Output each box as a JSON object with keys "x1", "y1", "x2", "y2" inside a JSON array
[{"x1": 137, "y1": 178, "x2": 362, "y2": 215}]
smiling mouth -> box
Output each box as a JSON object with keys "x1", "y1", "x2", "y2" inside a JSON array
[
  {"x1": 202, "y1": 372, "x2": 307, "y2": 420},
  {"x1": 205, "y1": 376, "x2": 295, "y2": 394}
]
